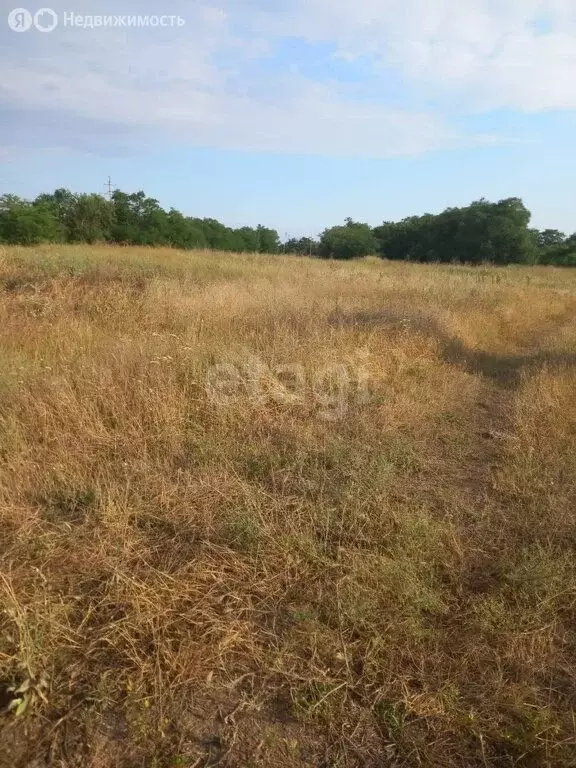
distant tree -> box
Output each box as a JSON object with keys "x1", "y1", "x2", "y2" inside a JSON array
[
  {"x1": 198, "y1": 218, "x2": 239, "y2": 251},
  {"x1": 110, "y1": 191, "x2": 141, "y2": 243},
  {"x1": 2, "y1": 186, "x2": 574, "y2": 267},
  {"x1": 530, "y1": 229, "x2": 576, "y2": 266},
  {"x1": 164, "y1": 210, "x2": 208, "y2": 249},
  {"x1": 537, "y1": 229, "x2": 566, "y2": 248},
  {"x1": 35, "y1": 187, "x2": 75, "y2": 216},
  {"x1": 235, "y1": 226, "x2": 260, "y2": 252},
  {"x1": 255, "y1": 225, "x2": 280, "y2": 254},
  {"x1": 34, "y1": 188, "x2": 75, "y2": 239},
  {"x1": 535, "y1": 231, "x2": 576, "y2": 266},
  {"x1": 319, "y1": 218, "x2": 377, "y2": 260},
  {"x1": 0, "y1": 194, "x2": 60, "y2": 244},
  {"x1": 284, "y1": 237, "x2": 319, "y2": 256},
  {"x1": 374, "y1": 216, "x2": 434, "y2": 261},
  {"x1": 374, "y1": 198, "x2": 535, "y2": 265},
  {"x1": 110, "y1": 191, "x2": 170, "y2": 245},
  {"x1": 65, "y1": 194, "x2": 113, "y2": 243}
]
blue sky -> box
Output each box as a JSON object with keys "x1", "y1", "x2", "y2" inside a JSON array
[{"x1": 1, "y1": 0, "x2": 576, "y2": 237}]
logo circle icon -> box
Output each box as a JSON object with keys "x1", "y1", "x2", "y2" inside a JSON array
[
  {"x1": 8, "y1": 7, "x2": 33, "y2": 31},
  {"x1": 34, "y1": 7, "x2": 57, "y2": 32}
]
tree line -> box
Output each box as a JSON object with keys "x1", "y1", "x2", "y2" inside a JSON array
[
  {"x1": 1, "y1": 189, "x2": 574, "y2": 266},
  {"x1": 0, "y1": 189, "x2": 280, "y2": 254}
]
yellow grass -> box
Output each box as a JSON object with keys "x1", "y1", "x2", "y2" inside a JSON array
[{"x1": 1, "y1": 244, "x2": 575, "y2": 767}]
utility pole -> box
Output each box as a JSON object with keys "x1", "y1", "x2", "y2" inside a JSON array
[{"x1": 104, "y1": 176, "x2": 114, "y2": 201}]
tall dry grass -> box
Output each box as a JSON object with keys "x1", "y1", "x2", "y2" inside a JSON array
[{"x1": 1, "y1": 244, "x2": 575, "y2": 767}]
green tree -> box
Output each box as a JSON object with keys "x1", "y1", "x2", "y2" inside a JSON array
[
  {"x1": 537, "y1": 229, "x2": 566, "y2": 248},
  {"x1": 255, "y1": 225, "x2": 280, "y2": 254},
  {"x1": 110, "y1": 191, "x2": 169, "y2": 245},
  {"x1": 198, "y1": 218, "x2": 240, "y2": 251},
  {"x1": 65, "y1": 194, "x2": 113, "y2": 243},
  {"x1": 536, "y1": 231, "x2": 576, "y2": 266},
  {"x1": 284, "y1": 237, "x2": 319, "y2": 256},
  {"x1": 374, "y1": 199, "x2": 535, "y2": 265},
  {"x1": 4, "y1": 187, "x2": 572, "y2": 266},
  {"x1": 0, "y1": 195, "x2": 60, "y2": 244},
  {"x1": 319, "y1": 218, "x2": 377, "y2": 260},
  {"x1": 165, "y1": 210, "x2": 208, "y2": 249},
  {"x1": 234, "y1": 226, "x2": 260, "y2": 252},
  {"x1": 33, "y1": 188, "x2": 75, "y2": 240}
]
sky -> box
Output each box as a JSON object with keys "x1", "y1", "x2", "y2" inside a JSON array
[{"x1": 1, "y1": 0, "x2": 576, "y2": 237}]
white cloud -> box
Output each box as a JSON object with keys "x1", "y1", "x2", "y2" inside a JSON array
[
  {"x1": 2, "y1": 0, "x2": 575, "y2": 158},
  {"x1": 248, "y1": 0, "x2": 576, "y2": 111},
  {"x1": 0, "y1": 1, "x2": 487, "y2": 157},
  {"x1": 2, "y1": 59, "x2": 480, "y2": 157}
]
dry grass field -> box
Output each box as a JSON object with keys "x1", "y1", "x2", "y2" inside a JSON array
[{"x1": 1, "y1": 244, "x2": 576, "y2": 767}]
